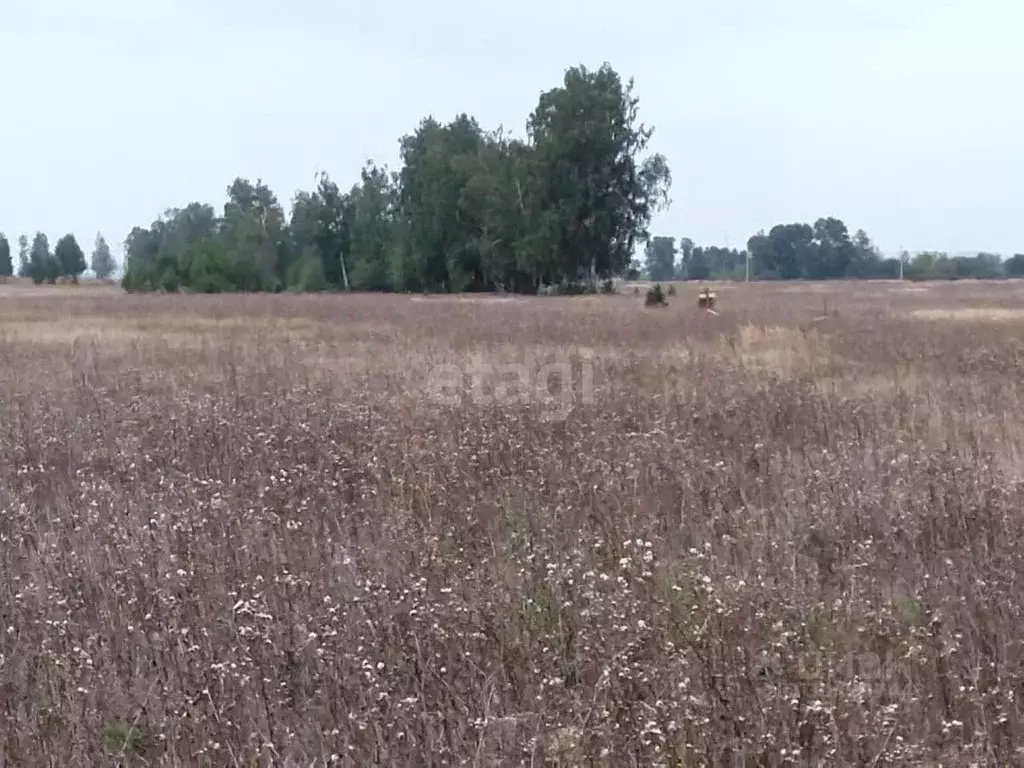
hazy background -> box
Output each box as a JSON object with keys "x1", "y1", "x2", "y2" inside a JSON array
[{"x1": 2, "y1": 0, "x2": 1022, "y2": 265}]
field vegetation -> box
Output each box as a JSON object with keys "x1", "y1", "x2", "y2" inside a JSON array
[{"x1": 2, "y1": 279, "x2": 1024, "y2": 765}]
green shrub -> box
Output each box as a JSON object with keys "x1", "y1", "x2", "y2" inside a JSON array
[{"x1": 645, "y1": 283, "x2": 667, "y2": 307}]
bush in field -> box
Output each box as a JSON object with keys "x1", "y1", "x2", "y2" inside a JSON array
[{"x1": 645, "y1": 282, "x2": 667, "y2": 306}]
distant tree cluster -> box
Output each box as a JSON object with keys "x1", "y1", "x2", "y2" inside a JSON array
[
  {"x1": 903, "y1": 250, "x2": 1011, "y2": 281},
  {"x1": 120, "y1": 63, "x2": 672, "y2": 294},
  {"x1": 0, "y1": 234, "x2": 11, "y2": 278},
  {"x1": 645, "y1": 221, "x2": 1024, "y2": 283},
  {"x1": 0, "y1": 231, "x2": 116, "y2": 283}
]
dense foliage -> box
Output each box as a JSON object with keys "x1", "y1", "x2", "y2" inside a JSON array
[
  {"x1": 2, "y1": 62, "x2": 1020, "y2": 291},
  {"x1": 0, "y1": 234, "x2": 11, "y2": 278},
  {"x1": 647, "y1": 228, "x2": 1023, "y2": 283},
  {"x1": 118, "y1": 63, "x2": 672, "y2": 294},
  {"x1": 90, "y1": 233, "x2": 116, "y2": 280},
  {"x1": 2, "y1": 232, "x2": 97, "y2": 284}
]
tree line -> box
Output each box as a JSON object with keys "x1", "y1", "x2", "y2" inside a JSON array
[
  {"x1": 0, "y1": 232, "x2": 116, "y2": 283},
  {"x1": 118, "y1": 62, "x2": 672, "y2": 294},
  {"x1": 4, "y1": 62, "x2": 1018, "y2": 292},
  {"x1": 645, "y1": 223, "x2": 1024, "y2": 283}
]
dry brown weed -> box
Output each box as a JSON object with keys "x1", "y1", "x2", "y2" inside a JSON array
[{"x1": 0, "y1": 281, "x2": 1022, "y2": 765}]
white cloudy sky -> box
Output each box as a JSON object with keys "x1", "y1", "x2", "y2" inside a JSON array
[{"x1": 1, "y1": 0, "x2": 1022, "y2": 264}]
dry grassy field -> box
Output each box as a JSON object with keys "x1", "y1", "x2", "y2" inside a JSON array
[{"x1": 3, "y1": 280, "x2": 1024, "y2": 766}]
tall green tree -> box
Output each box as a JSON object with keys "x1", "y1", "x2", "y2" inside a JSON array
[
  {"x1": 685, "y1": 247, "x2": 711, "y2": 280},
  {"x1": 0, "y1": 234, "x2": 11, "y2": 278},
  {"x1": 969, "y1": 252, "x2": 1002, "y2": 279},
  {"x1": 122, "y1": 204, "x2": 219, "y2": 292},
  {"x1": 297, "y1": 172, "x2": 351, "y2": 290},
  {"x1": 849, "y1": 228, "x2": 882, "y2": 277},
  {"x1": 1005, "y1": 254, "x2": 1024, "y2": 277},
  {"x1": 675, "y1": 237, "x2": 695, "y2": 278},
  {"x1": 525, "y1": 63, "x2": 671, "y2": 287},
  {"x1": 28, "y1": 232, "x2": 58, "y2": 285},
  {"x1": 346, "y1": 162, "x2": 400, "y2": 291},
  {"x1": 397, "y1": 114, "x2": 490, "y2": 292},
  {"x1": 55, "y1": 233, "x2": 87, "y2": 282},
  {"x1": 220, "y1": 178, "x2": 288, "y2": 291},
  {"x1": 684, "y1": 245, "x2": 745, "y2": 280},
  {"x1": 644, "y1": 236, "x2": 676, "y2": 281},
  {"x1": 17, "y1": 235, "x2": 29, "y2": 278},
  {"x1": 90, "y1": 233, "x2": 116, "y2": 279},
  {"x1": 748, "y1": 223, "x2": 816, "y2": 279},
  {"x1": 466, "y1": 130, "x2": 537, "y2": 293},
  {"x1": 285, "y1": 189, "x2": 327, "y2": 289},
  {"x1": 809, "y1": 217, "x2": 855, "y2": 278}
]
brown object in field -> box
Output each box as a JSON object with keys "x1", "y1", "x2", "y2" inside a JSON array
[{"x1": 697, "y1": 286, "x2": 717, "y2": 310}]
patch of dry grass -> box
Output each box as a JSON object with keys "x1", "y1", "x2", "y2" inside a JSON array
[
  {"x1": 724, "y1": 323, "x2": 830, "y2": 375},
  {"x1": 909, "y1": 307, "x2": 1024, "y2": 322},
  {"x1": 0, "y1": 278, "x2": 121, "y2": 298},
  {"x1": 2, "y1": 281, "x2": 1024, "y2": 765}
]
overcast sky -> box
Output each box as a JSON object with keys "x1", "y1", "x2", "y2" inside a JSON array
[{"x1": 2, "y1": 0, "x2": 1022, "y2": 265}]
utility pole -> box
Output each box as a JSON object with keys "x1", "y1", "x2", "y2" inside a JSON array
[{"x1": 898, "y1": 244, "x2": 904, "y2": 281}]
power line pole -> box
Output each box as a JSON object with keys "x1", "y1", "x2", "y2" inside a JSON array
[{"x1": 899, "y1": 244, "x2": 904, "y2": 281}]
